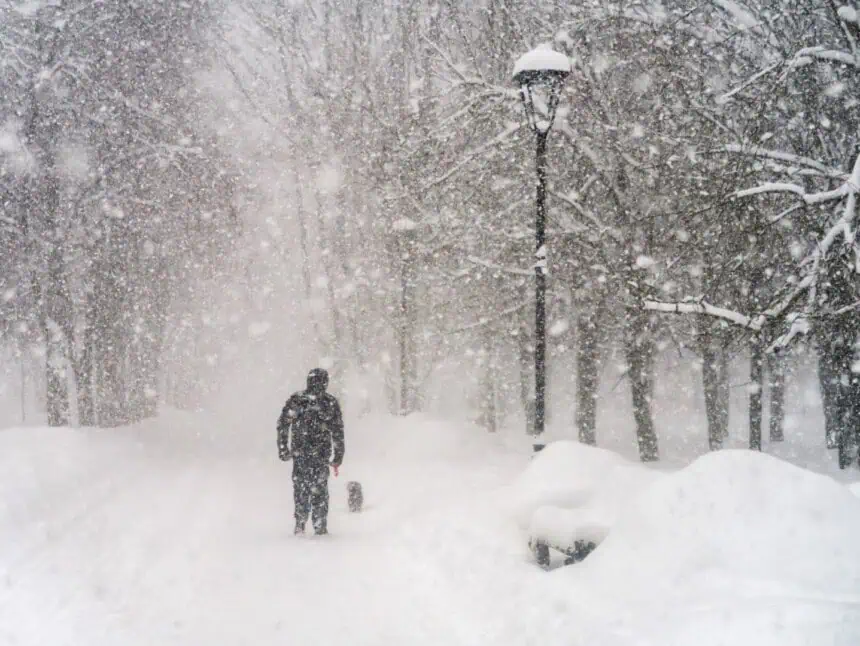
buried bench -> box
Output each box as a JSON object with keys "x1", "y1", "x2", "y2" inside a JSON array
[
  {"x1": 529, "y1": 537, "x2": 597, "y2": 568},
  {"x1": 527, "y1": 506, "x2": 607, "y2": 568}
]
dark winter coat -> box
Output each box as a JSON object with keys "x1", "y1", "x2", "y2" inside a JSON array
[{"x1": 277, "y1": 383, "x2": 345, "y2": 467}]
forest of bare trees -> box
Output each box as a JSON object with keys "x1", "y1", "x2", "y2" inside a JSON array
[{"x1": 2, "y1": 0, "x2": 859, "y2": 467}]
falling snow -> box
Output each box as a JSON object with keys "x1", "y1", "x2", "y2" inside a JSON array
[{"x1": 1, "y1": 1, "x2": 859, "y2": 644}]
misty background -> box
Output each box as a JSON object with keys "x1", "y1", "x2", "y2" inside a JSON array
[{"x1": 1, "y1": 0, "x2": 858, "y2": 467}]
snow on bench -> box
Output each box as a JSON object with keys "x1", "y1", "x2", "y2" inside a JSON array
[
  {"x1": 530, "y1": 505, "x2": 612, "y2": 546},
  {"x1": 510, "y1": 442, "x2": 665, "y2": 568}
]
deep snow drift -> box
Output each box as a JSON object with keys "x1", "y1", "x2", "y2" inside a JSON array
[{"x1": 1, "y1": 412, "x2": 859, "y2": 645}]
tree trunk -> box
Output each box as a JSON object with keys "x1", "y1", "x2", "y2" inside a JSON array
[
  {"x1": 833, "y1": 339, "x2": 859, "y2": 469},
  {"x1": 96, "y1": 298, "x2": 129, "y2": 427},
  {"x1": 43, "y1": 312, "x2": 70, "y2": 427},
  {"x1": 42, "y1": 254, "x2": 71, "y2": 427},
  {"x1": 141, "y1": 278, "x2": 168, "y2": 420},
  {"x1": 75, "y1": 298, "x2": 96, "y2": 427},
  {"x1": 749, "y1": 339, "x2": 764, "y2": 451},
  {"x1": 126, "y1": 308, "x2": 152, "y2": 425},
  {"x1": 767, "y1": 354, "x2": 785, "y2": 442},
  {"x1": 819, "y1": 259, "x2": 860, "y2": 465},
  {"x1": 576, "y1": 308, "x2": 600, "y2": 445},
  {"x1": 479, "y1": 327, "x2": 498, "y2": 432},
  {"x1": 19, "y1": 342, "x2": 27, "y2": 424},
  {"x1": 850, "y1": 376, "x2": 860, "y2": 469},
  {"x1": 701, "y1": 319, "x2": 729, "y2": 450},
  {"x1": 398, "y1": 231, "x2": 418, "y2": 415},
  {"x1": 626, "y1": 309, "x2": 659, "y2": 461},
  {"x1": 336, "y1": 182, "x2": 367, "y2": 370},
  {"x1": 128, "y1": 268, "x2": 166, "y2": 422},
  {"x1": 517, "y1": 310, "x2": 533, "y2": 420},
  {"x1": 294, "y1": 179, "x2": 326, "y2": 346},
  {"x1": 717, "y1": 350, "x2": 730, "y2": 439},
  {"x1": 816, "y1": 312, "x2": 860, "y2": 469},
  {"x1": 37, "y1": 155, "x2": 70, "y2": 427},
  {"x1": 818, "y1": 346, "x2": 840, "y2": 449},
  {"x1": 99, "y1": 345, "x2": 124, "y2": 426}
]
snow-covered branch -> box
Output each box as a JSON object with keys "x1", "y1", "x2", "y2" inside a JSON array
[
  {"x1": 719, "y1": 45, "x2": 858, "y2": 104},
  {"x1": 718, "y1": 61, "x2": 781, "y2": 103},
  {"x1": 794, "y1": 46, "x2": 858, "y2": 68},
  {"x1": 644, "y1": 299, "x2": 762, "y2": 331},
  {"x1": 735, "y1": 181, "x2": 852, "y2": 205},
  {"x1": 826, "y1": 152, "x2": 860, "y2": 249},
  {"x1": 760, "y1": 154, "x2": 860, "y2": 351},
  {"x1": 720, "y1": 144, "x2": 847, "y2": 180},
  {"x1": 767, "y1": 314, "x2": 809, "y2": 353}
]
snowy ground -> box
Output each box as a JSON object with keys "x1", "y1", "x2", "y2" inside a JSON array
[{"x1": 2, "y1": 409, "x2": 860, "y2": 645}]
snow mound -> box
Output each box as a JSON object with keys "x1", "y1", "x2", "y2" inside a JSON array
[
  {"x1": 850, "y1": 482, "x2": 860, "y2": 499},
  {"x1": 578, "y1": 449, "x2": 860, "y2": 602},
  {"x1": 530, "y1": 505, "x2": 612, "y2": 546},
  {"x1": 521, "y1": 449, "x2": 860, "y2": 645},
  {"x1": 505, "y1": 440, "x2": 663, "y2": 552}
]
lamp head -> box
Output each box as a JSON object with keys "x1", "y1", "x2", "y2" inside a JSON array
[{"x1": 512, "y1": 47, "x2": 571, "y2": 133}]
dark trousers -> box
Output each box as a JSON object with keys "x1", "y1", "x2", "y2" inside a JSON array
[{"x1": 292, "y1": 460, "x2": 330, "y2": 532}]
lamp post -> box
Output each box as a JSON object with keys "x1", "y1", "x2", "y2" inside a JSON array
[{"x1": 512, "y1": 45, "x2": 570, "y2": 452}]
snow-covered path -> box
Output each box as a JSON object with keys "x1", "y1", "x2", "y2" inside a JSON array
[
  {"x1": 3, "y1": 412, "x2": 860, "y2": 646},
  {"x1": 0, "y1": 415, "x2": 525, "y2": 646}
]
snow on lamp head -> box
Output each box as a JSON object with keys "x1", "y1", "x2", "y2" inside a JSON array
[{"x1": 512, "y1": 45, "x2": 570, "y2": 134}]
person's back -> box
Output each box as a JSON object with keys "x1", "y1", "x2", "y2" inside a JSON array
[
  {"x1": 281, "y1": 389, "x2": 342, "y2": 464},
  {"x1": 277, "y1": 368, "x2": 344, "y2": 535}
]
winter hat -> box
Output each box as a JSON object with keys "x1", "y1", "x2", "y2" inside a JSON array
[{"x1": 307, "y1": 368, "x2": 329, "y2": 393}]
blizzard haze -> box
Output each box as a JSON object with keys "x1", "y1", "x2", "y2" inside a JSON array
[{"x1": 2, "y1": 1, "x2": 860, "y2": 645}]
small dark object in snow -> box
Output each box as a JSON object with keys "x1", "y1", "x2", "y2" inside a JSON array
[
  {"x1": 531, "y1": 539, "x2": 551, "y2": 568},
  {"x1": 347, "y1": 481, "x2": 363, "y2": 512},
  {"x1": 529, "y1": 538, "x2": 597, "y2": 569},
  {"x1": 563, "y1": 539, "x2": 597, "y2": 565}
]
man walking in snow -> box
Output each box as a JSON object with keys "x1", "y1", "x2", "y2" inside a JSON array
[{"x1": 277, "y1": 368, "x2": 345, "y2": 536}]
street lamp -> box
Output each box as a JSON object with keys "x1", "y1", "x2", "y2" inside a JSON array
[{"x1": 512, "y1": 45, "x2": 570, "y2": 452}]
